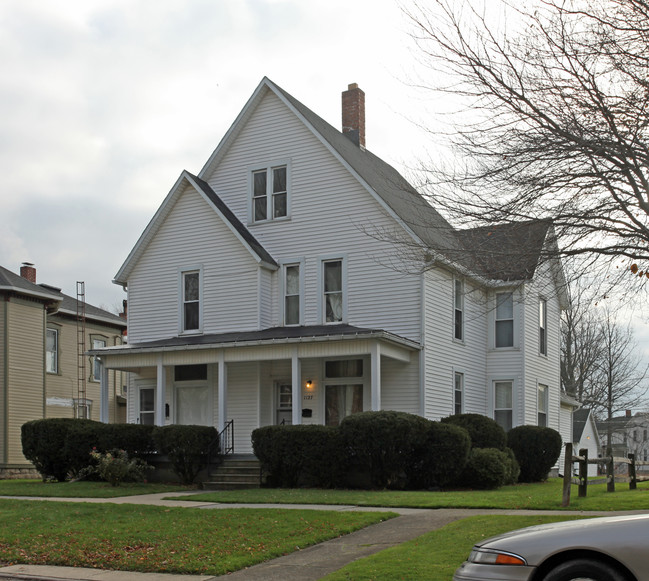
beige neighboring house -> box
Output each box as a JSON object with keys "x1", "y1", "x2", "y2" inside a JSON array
[{"x1": 0, "y1": 263, "x2": 127, "y2": 478}]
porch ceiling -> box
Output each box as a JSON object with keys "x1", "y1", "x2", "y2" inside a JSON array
[{"x1": 91, "y1": 324, "x2": 420, "y2": 369}]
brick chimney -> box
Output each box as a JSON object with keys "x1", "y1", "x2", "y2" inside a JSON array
[
  {"x1": 626, "y1": 409, "x2": 632, "y2": 418},
  {"x1": 20, "y1": 262, "x2": 36, "y2": 283},
  {"x1": 342, "y1": 83, "x2": 365, "y2": 148}
]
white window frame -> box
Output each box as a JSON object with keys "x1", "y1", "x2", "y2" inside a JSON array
[
  {"x1": 46, "y1": 327, "x2": 59, "y2": 374},
  {"x1": 137, "y1": 385, "x2": 156, "y2": 426},
  {"x1": 494, "y1": 291, "x2": 515, "y2": 348},
  {"x1": 179, "y1": 266, "x2": 203, "y2": 335},
  {"x1": 538, "y1": 383, "x2": 548, "y2": 427},
  {"x1": 453, "y1": 370, "x2": 464, "y2": 415},
  {"x1": 249, "y1": 160, "x2": 291, "y2": 224},
  {"x1": 493, "y1": 380, "x2": 514, "y2": 432},
  {"x1": 539, "y1": 298, "x2": 548, "y2": 356},
  {"x1": 279, "y1": 259, "x2": 304, "y2": 326},
  {"x1": 322, "y1": 358, "x2": 366, "y2": 426},
  {"x1": 453, "y1": 278, "x2": 464, "y2": 342},
  {"x1": 90, "y1": 336, "x2": 107, "y2": 382},
  {"x1": 319, "y1": 255, "x2": 347, "y2": 324}
]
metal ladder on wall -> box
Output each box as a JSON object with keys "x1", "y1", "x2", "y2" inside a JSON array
[{"x1": 76, "y1": 281, "x2": 87, "y2": 419}]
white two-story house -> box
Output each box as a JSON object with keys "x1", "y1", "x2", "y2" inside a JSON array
[{"x1": 92, "y1": 78, "x2": 570, "y2": 454}]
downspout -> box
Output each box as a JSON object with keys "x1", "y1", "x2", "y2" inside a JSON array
[{"x1": 419, "y1": 269, "x2": 426, "y2": 417}]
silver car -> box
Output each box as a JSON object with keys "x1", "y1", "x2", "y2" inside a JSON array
[{"x1": 454, "y1": 514, "x2": 648, "y2": 581}]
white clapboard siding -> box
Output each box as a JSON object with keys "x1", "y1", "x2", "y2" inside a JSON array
[
  {"x1": 127, "y1": 184, "x2": 261, "y2": 343},
  {"x1": 205, "y1": 91, "x2": 423, "y2": 341}
]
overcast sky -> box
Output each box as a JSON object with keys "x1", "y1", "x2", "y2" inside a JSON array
[{"x1": 0, "y1": 0, "x2": 437, "y2": 311}]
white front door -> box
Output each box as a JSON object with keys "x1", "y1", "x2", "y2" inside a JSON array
[
  {"x1": 176, "y1": 385, "x2": 211, "y2": 426},
  {"x1": 276, "y1": 382, "x2": 292, "y2": 425}
]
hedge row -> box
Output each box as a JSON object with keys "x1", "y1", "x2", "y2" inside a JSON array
[{"x1": 21, "y1": 419, "x2": 218, "y2": 484}]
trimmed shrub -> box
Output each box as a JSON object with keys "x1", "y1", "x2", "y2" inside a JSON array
[
  {"x1": 508, "y1": 425, "x2": 562, "y2": 482},
  {"x1": 252, "y1": 425, "x2": 343, "y2": 488},
  {"x1": 407, "y1": 421, "x2": 471, "y2": 489},
  {"x1": 454, "y1": 447, "x2": 511, "y2": 490},
  {"x1": 503, "y1": 447, "x2": 521, "y2": 485},
  {"x1": 441, "y1": 414, "x2": 507, "y2": 450},
  {"x1": 96, "y1": 423, "x2": 156, "y2": 456},
  {"x1": 86, "y1": 449, "x2": 152, "y2": 486},
  {"x1": 21, "y1": 418, "x2": 94, "y2": 481},
  {"x1": 153, "y1": 425, "x2": 219, "y2": 484},
  {"x1": 339, "y1": 411, "x2": 430, "y2": 489}
]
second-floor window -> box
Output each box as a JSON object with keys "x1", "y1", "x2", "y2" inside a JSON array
[
  {"x1": 495, "y1": 292, "x2": 514, "y2": 348},
  {"x1": 252, "y1": 165, "x2": 288, "y2": 222},
  {"x1": 284, "y1": 264, "x2": 301, "y2": 326},
  {"x1": 454, "y1": 279, "x2": 464, "y2": 341},
  {"x1": 46, "y1": 328, "x2": 58, "y2": 374},
  {"x1": 323, "y1": 259, "x2": 343, "y2": 323},
  {"x1": 182, "y1": 270, "x2": 201, "y2": 332},
  {"x1": 539, "y1": 298, "x2": 547, "y2": 355}
]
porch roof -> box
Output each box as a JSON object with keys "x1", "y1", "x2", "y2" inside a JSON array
[{"x1": 90, "y1": 324, "x2": 421, "y2": 356}]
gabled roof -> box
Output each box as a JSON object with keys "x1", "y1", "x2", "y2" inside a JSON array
[
  {"x1": 54, "y1": 292, "x2": 126, "y2": 328},
  {"x1": 114, "y1": 171, "x2": 277, "y2": 286},
  {"x1": 0, "y1": 265, "x2": 62, "y2": 304},
  {"x1": 573, "y1": 408, "x2": 600, "y2": 445}
]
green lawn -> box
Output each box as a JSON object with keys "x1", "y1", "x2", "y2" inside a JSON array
[
  {"x1": 0, "y1": 480, "x2": 189, "y2": 498},
  {"x1": 0, "y1": 499, "x2": 394, "y2": 575},
  {"x1": 321, "y1": 515, "x2": 583, "y2": 581},
  {"x1": 171, "y1": 478, "x2": 649, "y2": 511}
]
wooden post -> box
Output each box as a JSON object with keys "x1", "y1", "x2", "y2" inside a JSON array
[
  {"x1": 579, "y1": 448, "x2": 588, "y2": 498},
  {"x1": 562, "y1": 443, "x2": 572, "y2": 507},
  {"x1": 629, "y1": 453, "x2": 637, "y2": 490},
  {"x1": 606, "y1": 446, "x2": 615, "y2": 492}
]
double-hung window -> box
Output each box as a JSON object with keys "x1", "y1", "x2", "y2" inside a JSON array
[
  {"x1": 494, "y1": 381, "x2": 513, "y2": 431},
  {"x1": 181, "y1": 269, "x2": 201, "y2": 333},
  {"x1": 495, "y1": 292, "x2": 514, "y2": 348},
  {"x1": 284, "y1": 263, "x2": 301, "y2": 326},
  {"x1": 324, "y1": 359, "x2": 364, "y2": 426},
  {"x1": 454, "y1": 371, "x2": 464, "y2": 415},
  {"x1": 454, "y1": 279, "x2": 464, "y2": 341},
  {"x1": 46, "y1": 328, "x2": 58, "y2": 374},
  {"x1": 252, "y1": 165, "x2": 288, "y2": 222},
  {"x1": 323, "y1": 259, "x2": 344, "y2": 323},
  {"x1": 538, "y1": 384, "x2": 548, "y2": 427},
  {"x1": 539, "y1": 298, "x2": 547, "y2": 355},
  {"x1": 91, "y1": 337, "x2": 106, "y2": 381}
]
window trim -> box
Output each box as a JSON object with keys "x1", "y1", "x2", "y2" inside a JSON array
[
  {"x1": 178, "y1": 266, "x2": 203, "y2": 335},
  {"x1": 539, "y1": 298, "x2": 548, "y2": 356},
  {"x1": 322, "y1": 357, "x2": 367, "y2": 426},
  {"x1": 248, "y1": 160, "x2": 291, "y2": 224},
  {"x1": 90, "y1": 335, "x2": 107, "y2": 382},
  {"x1": 453, "y1": 370, "x2": 464, "y2": 415},
  {"x1": 46, "y1": 326, "x2": 60, "y2": 374},
  {"x1": 279, "y1": 258, "x2": 305, "y2": 326},
  {"x1": 537, "y1": 383, "x2": 548, "y2": 427},
  {"x1": 453, "y1": 278, "x2": 464, "y2": 342},
  {"x1": 493, "y1": 379, "x2": 514, "y2": 432},
  {"x1": 494, "y1": 291, "x2": 515, "y2": 349},
  {"x1": 319, "y1": 255, "x2": 347, "y2": 324}
]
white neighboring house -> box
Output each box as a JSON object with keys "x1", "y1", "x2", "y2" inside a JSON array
[
  {"x1": 598, "y1": 412, "x2": 649, "y2": 471},
  {"x1": 92, "y1": 78, "x2": 569, "y2": 454},
  {"x1": 572, "y1": 408, "x2": 601, "y2": 477}
]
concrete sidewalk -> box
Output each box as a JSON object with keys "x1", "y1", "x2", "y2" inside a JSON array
[{"x1": 0, "y1": 492, "x2": 642, "y2": 581}]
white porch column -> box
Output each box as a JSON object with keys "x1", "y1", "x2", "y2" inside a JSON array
[
  {"x1": 155, "y1": 356, "x2": 166, "y2": 427},
  {"x1": 99, "y1": 361, "x2": 109, "y2": 424},
  {"x1": 217, "y1": 351, "x2": 227, "y2": 433},
  {"x1": 291, "y1": 348, "x2": 302, "y2": 425},
  {"x1": 371, "y1": 343, "x2": 381, "y2": 411}
]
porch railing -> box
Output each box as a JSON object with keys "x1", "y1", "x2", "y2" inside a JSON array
[{"x1": 219, "y1": 419, "x2": 234, "y2": 456}]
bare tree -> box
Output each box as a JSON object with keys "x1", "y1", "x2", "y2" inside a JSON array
[{"x1": 405, "y1": 0, "x2": 649, "y2": 291}]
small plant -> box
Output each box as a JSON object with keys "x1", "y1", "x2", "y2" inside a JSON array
[{"x1": 87, "y1": 449, "x2": 151, "y2": 487}]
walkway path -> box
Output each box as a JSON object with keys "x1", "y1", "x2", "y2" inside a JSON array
[{"x1": 0, "y1": 492, "x2": 641, "y2": 581}]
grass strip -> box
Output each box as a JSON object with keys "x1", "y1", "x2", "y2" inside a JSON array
[
  {"x1": 0, "y1": 480, "x2": 189, "y2": 498},
  {"x1": 0, "y1": 499, "x2": 394, "y2": 575},
  {"x1": 321, "y1": 514, "x2": 583, "y2": 580},
  {"x1": 171, "y1": 478, "x2": 649, "y2": 511}
]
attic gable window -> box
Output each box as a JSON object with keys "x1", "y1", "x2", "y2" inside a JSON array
[
  {"x1": 251, "y1": 164, "x2": 288, "y2": 222},
  {"x1": 180, "y1": 268, "x2": 202, "y2": 334}
]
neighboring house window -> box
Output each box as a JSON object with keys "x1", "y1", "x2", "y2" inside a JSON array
[
  {"x1": 74, "y1": 398, "x2": 92, "y2": 420},
  {"x1": 454, "y1": 372, "x2": 464, "y2": 415},
  {"x1": 634, "y1": 430, "x2": 638, "y2": 442},
  {"x1": 252, "y1": 165, "x2": 288, "y2": 222},
  {"x1": 46, "y1": 328, "x2": 58, "y2": 374},
  {"x1": 324, "y1": 359, "x2": 363, "y2": 426},
  {"x1": 91, "y1": 338, "x2": 106, "y2": 381},
  {"x1": 539, "y1": 298, "x2": 547, "y2": 355},
  {"x1": 323, "y1": 259, "x2": 344, "y2": 323},
  {"x1": 495, "y1": 292, "x2": 514, "y2": 348},
  {"x1": 284, "y1": 263, "x2": 301, "y2": 326},
  {"x1": 494, "y1": 381, "x2": 513, "y2": 431},
  {"x1": 181, "y1": 269, "x2": 201, "y2": 332},
  {"x1": 644, "y1": 429, "x2": 647, "y2": 442},
  {"x1": 454, "y1": 279, "x2": 464, "y2": 341},
  {"x1": 538, "y1": 384, "x2": 548, "y2": 427}
]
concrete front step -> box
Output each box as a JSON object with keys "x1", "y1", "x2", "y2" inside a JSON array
[{"x1": 205, "y1": 456, "x2": 261, "y2": 490}]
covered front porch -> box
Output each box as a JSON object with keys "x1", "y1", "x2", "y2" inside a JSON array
[{"x1": 92, "y1": 325, "x2": 421, "y2": 454}]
